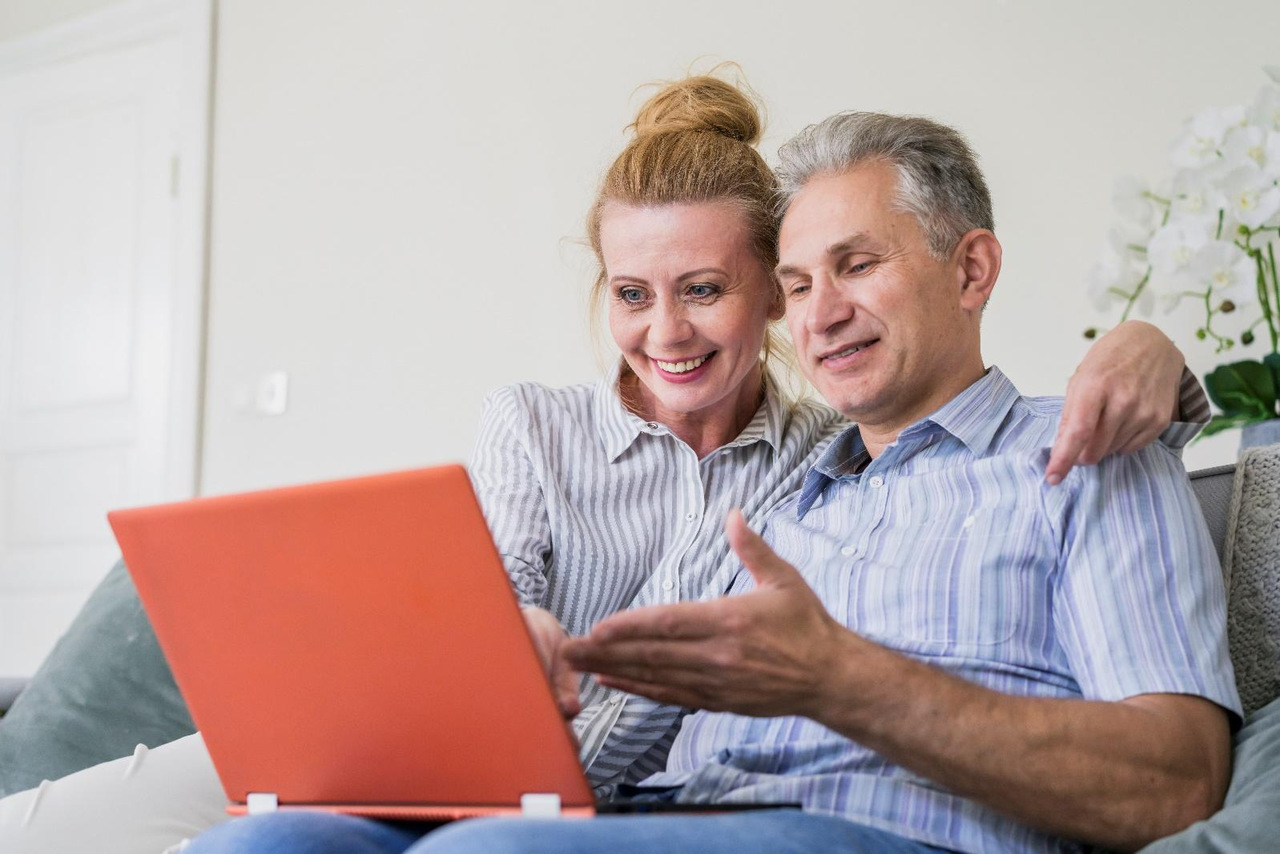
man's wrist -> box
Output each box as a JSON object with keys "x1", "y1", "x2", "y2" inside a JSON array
[{"x1": 803, "y1": 626, "x2": 875, "y2": 730}]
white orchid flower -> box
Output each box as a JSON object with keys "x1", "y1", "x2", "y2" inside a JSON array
[
  {"x1": 1087, "y1": 244, "x2": 1145, "y2": 312},
  {"x1": 1222, "y1": 125, "x2": 1269, "y2": 169},
  {"x1": 1111, "y1": 176, "x2": 1156, "y2": 224},
  {"x1": 1189, "y1": 240, "x2": 1256, "y2": 308},
  {"x1": 1265, "y1": 131, "x2": 1280, "y2": 179},
  {"x1": 1249, "y1": 85, "x2": 1280, "y2": 132},
  {"x1": 1223, "y1": 164, "x2": 1280, "y2": 229},
  {"x1": 1107, "y1": 220, "x2": 1152, "y2": 257},
  {"x1": 1170, "y1": 166, "x2": 1230, "y2": 226},
  {"x1": 1170, "y1": 105, "x2": 1247, "y2": 169},
  {"x1": 1147, "y1": 218, "x2": 1211, "y2": 275}
]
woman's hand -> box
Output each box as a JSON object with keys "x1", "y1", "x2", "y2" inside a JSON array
[
  {"x1": 1046, "y1": 321, "x2": 1185, "y2": 485},
  {"x1": 522, "y1": 605, "x2": 582, "y2": 719}
]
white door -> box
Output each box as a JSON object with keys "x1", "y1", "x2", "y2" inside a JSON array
[{"x1": 0, "y1": 2, "x2": 210, "y2": 676}]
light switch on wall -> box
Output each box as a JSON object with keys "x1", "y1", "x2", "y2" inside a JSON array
[{"x1": 254, "y1": 371, "x2": 289, "y2": 416}]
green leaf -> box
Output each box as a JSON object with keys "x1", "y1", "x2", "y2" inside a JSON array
[
  {"x1": 1265, "y1": 353, "x2": 1280, "y2": 409},
  {"x1": 1204, "y1": 360, "x2": 1277, "y2": 419},
  {"x1": 1199, "y1": 413, "x2": 1259, "y2": 438}
]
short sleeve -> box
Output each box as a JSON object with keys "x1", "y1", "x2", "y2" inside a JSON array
[
  {"x1": 469, "y1": 386, "x2": 553, "y2": 607},
  {"x1": 1049, "y1": 445, "x2": 1239, "y2": 727},
  {"x1": 1157, "y1": 366, "x2": 1211, "y2": 452},
  {"x1": 1047, "y1": 443, "x2": 1242, "y2": 724}
]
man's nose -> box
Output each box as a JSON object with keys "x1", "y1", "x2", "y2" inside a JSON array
[{"x1": 805, "y1": 275, "x2": 854, "y2": 335}]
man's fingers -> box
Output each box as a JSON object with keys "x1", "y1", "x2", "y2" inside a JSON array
[
  {"x1": 725, "y1": 509, "x2": 797, "y2": 587},
  {"x1": 563, "y1": 636, "x2": 724, "y2": 680},
  {"x1": 1047, "y1": 386, "x2": 1102, "y2": 484},
  {"x1": 583, "y1": 601, "x2": 723, "y2": 644}
]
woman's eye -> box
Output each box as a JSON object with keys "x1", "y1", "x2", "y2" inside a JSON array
[
  {"x1": 687, "y1": 284, "x2": 719, "y2": 299},
  {"x1": 618, "y1": 287, "x2": 646, "y2": 303}
]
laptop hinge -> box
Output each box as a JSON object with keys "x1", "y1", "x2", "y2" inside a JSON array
[
  {"x1": 246, "y1": 792, "x2": 279, "y2": 814},
  {"x1": 520, "y1": 793, "x2": 561, "y2": 818}
]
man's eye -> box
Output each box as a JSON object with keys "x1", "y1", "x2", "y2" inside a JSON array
[
  {"x1": 848, "y1": 261, "x2": 873, "y2": 275},
  {"x1": 787, "y1": 284, "x2": 810, "y2": 299}
]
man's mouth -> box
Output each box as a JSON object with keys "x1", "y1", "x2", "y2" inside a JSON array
[
  {"x1": 653, "y1": 352, "x2": 715, "y2": 374},
  {"x1": 820, "y1": 339, "x2": 879, "y2": 364}
]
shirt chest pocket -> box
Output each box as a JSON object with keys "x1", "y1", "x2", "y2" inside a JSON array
[{"x1": 845, "y1": 508, "x2": 1027, "y2": 655}]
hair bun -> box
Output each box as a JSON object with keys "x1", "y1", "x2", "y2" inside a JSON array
[{"x1": 631, "y1": 74, "x2": 762, "y2": 146}]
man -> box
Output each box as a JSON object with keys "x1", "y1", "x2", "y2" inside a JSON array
[{"x1": 420, "y1": 113, "x2": 1241, "y2": 853}]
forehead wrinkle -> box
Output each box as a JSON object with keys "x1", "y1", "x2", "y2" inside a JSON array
[{"x1": 824, "y1": 232, "x2": 878, "y2": 257}]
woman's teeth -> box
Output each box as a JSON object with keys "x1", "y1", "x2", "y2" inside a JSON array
[{"x1": 656, "y1": 354, "x2": 711, "y2": 374}]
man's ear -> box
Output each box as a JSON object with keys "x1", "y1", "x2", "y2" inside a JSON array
[{"x1": 952, "y1": 229, "x2": 1001, "y2": 312}]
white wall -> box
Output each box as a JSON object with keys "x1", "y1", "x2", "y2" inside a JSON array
[
  {"x1": 0, "y1": 0, "x2": 127, "y2": 40},
  {"x1": 198, "y1": 0, "x2": 1280, "y2": 491}
]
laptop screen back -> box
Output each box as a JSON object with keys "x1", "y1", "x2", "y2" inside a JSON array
[{"x1": 108, "y1": 465, "x2": 592, "y2": 810}]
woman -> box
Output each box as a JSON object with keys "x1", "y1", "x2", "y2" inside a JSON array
[{"x1": 0, "y1": 71, "x2": 1195, "y2": 854}]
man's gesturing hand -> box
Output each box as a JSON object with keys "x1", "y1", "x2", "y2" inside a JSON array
[
  {"x1": 522, "y1": 605, "x2": 582, "y2": 719},
  {"x1": 563, "y1": 509, "x2": 845, "y2": 717}
]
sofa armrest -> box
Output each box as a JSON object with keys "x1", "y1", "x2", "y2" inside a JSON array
[{"x1": 0, "y1": 678, "x2": 28, "y2": 715}]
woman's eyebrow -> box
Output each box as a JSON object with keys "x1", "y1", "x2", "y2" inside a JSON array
[{"x1": 676, "y1": 267, "x2": 729, "y2": 282}]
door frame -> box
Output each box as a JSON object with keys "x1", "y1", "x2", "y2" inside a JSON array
[{"x1": 0, "y1": 0, "x2": 213, "y2": 500}]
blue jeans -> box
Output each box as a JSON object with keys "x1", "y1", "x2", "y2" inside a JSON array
[{"x1": 185, "y1": 809, "x2": 947, "y2": 853}]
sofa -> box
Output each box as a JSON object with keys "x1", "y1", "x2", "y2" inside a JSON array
[{"x1": 0, "y1": 449, "x2": 1277, "y2": 852}]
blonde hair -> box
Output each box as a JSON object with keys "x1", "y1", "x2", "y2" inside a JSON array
[{"x1": 586, "y1": 67, "x2": 792, "y2": 378}]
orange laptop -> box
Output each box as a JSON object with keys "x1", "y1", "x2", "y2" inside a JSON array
[{"x1": 108, "y1": 465, "x2": 594, "y2": 820}]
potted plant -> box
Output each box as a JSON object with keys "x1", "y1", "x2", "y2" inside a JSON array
[{"x1": 1088, "y1": 67, "x2": 1280, "y2": 448}]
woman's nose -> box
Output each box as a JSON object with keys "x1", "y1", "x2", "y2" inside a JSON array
[{"x1": 649, "y1": 304, "x2": 694, "y2": 349}]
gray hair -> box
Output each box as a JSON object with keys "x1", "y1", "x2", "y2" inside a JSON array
[{"x1": 774, "y1": 112, "x2": 994, "y2": 259}]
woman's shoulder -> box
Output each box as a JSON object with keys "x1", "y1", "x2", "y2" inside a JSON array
[
  {"x1": 482, "y1": 379, "x2": 598, "y2": 418},
  {"x1": 478, "y1": 379, "x2": 607, "y2": 452}
]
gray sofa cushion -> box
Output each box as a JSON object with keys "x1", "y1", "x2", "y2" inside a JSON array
[
  {"x1": 1221, "y1": 445, "x2": 1280, "y2": 717},
  {"x1": 1140, "y1": 694, "x2": 1280, "y2": 853},
  {"x1": 1189, "y1": 464, "x2": 1236, "y2": 560},
  {"x1": 0, "y1": 560, "x2": 193, "y2": 797}
]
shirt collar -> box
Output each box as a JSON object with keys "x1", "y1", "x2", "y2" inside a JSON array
[
  {"x1": 593, "y1": 360, "x2": 646, "y2": 463},
  {"x1": 920, "y1": 366, "x2": 1021, "y2": 456},
  {"x1": 720, "y1": 370, "x2": 786, "y2": 455},
  {"x1": 592, "y1": 360, "x2": 786, "y2": 463},
  {"x1": 796, "y1": 366, "x2": 1021, "y2": 517}
]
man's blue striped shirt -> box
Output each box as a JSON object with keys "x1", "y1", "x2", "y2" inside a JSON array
[{"x1": 647, "y1": 367, "x2": 1240, "y2": 853}]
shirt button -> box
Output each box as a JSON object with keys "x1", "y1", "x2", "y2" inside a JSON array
[
  {"x1": 868, "y1": 475, "x2": 884, "y2": 488},
  {"x1": 840, "y1": 545, "x2": 856, "y2": 557},
  {"x1": 646, "y1": 422, "x2": 660, "y2": 431},
  {"x1": 963, "y1": 514, "x2": 976, "y2": 528},
  {"x1": 609, "y1": 695, "x2": 622, "y2": 705},
  {"x1": 684, "y1": 512, "x2": 698, "y2": 522},
  {"x1": 662, "y1": 579, "x2": 675, "y2": 591}
]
